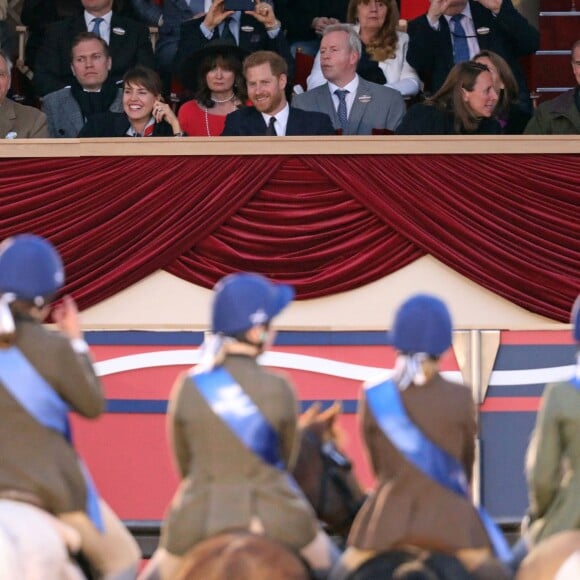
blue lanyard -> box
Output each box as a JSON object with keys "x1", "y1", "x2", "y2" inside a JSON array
[
  {"x1": 0, "y1": 346, "x2": 104, "y2": 532},
  {"x1": 366, "y1": 378, "x2": 512, "y2": 563},
  {"x1": 193, "y1": 366, "x2": 285, "y2": 470}
]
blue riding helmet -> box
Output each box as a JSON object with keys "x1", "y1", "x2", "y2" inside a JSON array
[
  {"x1": 387, "y1": 294, "x2": 452, "y2": 356},
  {"x1": 0, "y1": 234, "x2": 64, "y2": 304},
  {"x1": 212, "y1": 273, "x2": 294, "y2": 336},
  {"x1": 572, "y1": 295, "x2": 580, "y2": 342}
]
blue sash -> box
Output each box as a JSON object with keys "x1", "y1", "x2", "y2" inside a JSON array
[
  {"x1": 193, "y1": 367, "x2": 285, "y2": 470},
  {"x1": 0, "y1": 347, "x2": 104, "y2": 532},
  {"x1": 366, "y1": 378, "x2": 512, "y2": 563}
]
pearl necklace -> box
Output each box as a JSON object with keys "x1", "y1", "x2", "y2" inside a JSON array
[
  {"x1": 204, "y1": 99, "x2": 237, "y2": 136},
  {"x1": 211, "y1": 93, "x2": 235, "y2": 104}
]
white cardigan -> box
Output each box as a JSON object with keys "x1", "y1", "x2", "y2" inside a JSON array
[{"x1": 306, "y1": 27, "x2": 421, "y2": 97}]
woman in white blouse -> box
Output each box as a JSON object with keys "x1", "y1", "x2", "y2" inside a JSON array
[{"x1": 306, "y1": 0, "x2": 420, "y2": 98}]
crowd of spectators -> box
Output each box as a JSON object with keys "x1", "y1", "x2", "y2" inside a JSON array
[{"x1": 0, "y1": 0, "x2": 577, "y2": 137}]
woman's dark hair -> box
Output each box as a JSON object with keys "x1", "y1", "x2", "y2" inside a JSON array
[
  {"x1": 122, "y1": 66, "x2": 163, "y2": 97},
  {"x1": 427, "y1": 61, "x2": 491, "y2": 133},
  {"x1": 196, "y1": 52, "x2": 247, "y2": 109},
  {"x1": 473, "y1": 50, "x2": 519, "y2": 118},
  {"x1": 346, "y1": 0, "x2": 400, "y2": 61}
]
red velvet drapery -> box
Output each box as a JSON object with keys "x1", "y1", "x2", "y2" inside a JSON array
[{"x1": 0, "y1": 154, "x2": 578, "y2": 321}]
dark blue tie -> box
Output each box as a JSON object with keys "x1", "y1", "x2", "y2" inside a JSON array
[
  {"x1": 334, "y1": 89, "x2": 348, "y2": 132},
  {"x1": 91, "y1": 17, "x2": 104, "y2": 38},
  {"x1": 451, "y1": 14, "x2": 470, "y2": 63},
  {"x1": 220, "y1": 17, "x2": 236, "y2": 43}
]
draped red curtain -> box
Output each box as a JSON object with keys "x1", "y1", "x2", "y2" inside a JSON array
[{"x1": 0, "y1": 154, "x2": 578, "y2": 321}]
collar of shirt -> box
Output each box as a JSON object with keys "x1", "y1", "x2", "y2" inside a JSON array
[
  {"x1": 85, "y1": 10, "x2": 113, "y2": 44},
  {"x1": 261, "y1": 103, "x2": 290, "y2": 136},
  {"x1": 126, "y1": 116, "x2": 156, "y2": 137},
  {"x1": 327, "y1": 75, "x2": 359, "y2": 117},
  {"x1": 444, "y1": 5, "x2": 479, "y2": 58}
]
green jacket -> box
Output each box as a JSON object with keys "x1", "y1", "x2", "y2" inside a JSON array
[
  {"x1": 526, "y1": 381, "x2": 580, "y2": 543},
  {"x1": 524, "y1": 88, "x2": 580, "y2": 134}
]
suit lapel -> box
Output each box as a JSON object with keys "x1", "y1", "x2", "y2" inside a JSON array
[
  {"x1": 108, "y1": 15, "x2": 127, "y2": 55},
  {"x1": 319, "y1": 85, "x2": 339, "y2": 128},
  {"x1": 250, "y1": 107, "x2": 268, "y2": 135},
  {"x1": 347, "y1": 82, "x2": 371, "y2": 135}
]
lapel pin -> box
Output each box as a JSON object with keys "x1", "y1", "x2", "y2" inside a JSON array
[
  {"x1": 358, "y1": 94, "x2": 372, "y2": 103},
  {"x1": 241, "y1": 26, "x2": 254, "y2": 32},
  {"x1": 476, "y1": 27, "x2": 490, "y2": 35},
  {"x1": 112, "y1": 27, "x2": 126, "y2": 35}
]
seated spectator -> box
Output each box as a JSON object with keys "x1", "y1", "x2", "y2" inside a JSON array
[
  {"x1": 78, "y1": 66, "x2": 184, "y2": 136},
  {"x1": 174, "y1": 0, "x2": 293, "y2": 85},
  {"x1": 221, "y1": 50, "x2": 335, "y2": 135},
  {"x1": 178, "y1": 42, "x2": 247, "y2": 136},
  {"x1": 43, "y1": 32, "x2": 123, "y2": 137},
  {"x1": 20, "y1": 0, "x2": 82, "y2": 72},
  {"x1": 293, "y1": 24, "x2": 406, "y2": 135},
  {"x1": 406, "y1": 0, "x2": 539, "y2": 109},
  {"x1": 277, "y1": 0, "x2": 349, "y2": 57},
  {"x1": 307, "y1": 0, "x2": 420, "y2": 98},
  {"x1": 33, "y1": 0, "x2": 156, "y2": 97},
  {"x1": 0, "y1": 50, "x2": 48, "y2": 138},
  {"x1": 524, "y1": 39, "x2": 580, "y2": 135},
  {"x1": 473, "y1": 50, "x2": 530, "y2": 134},
  {"x1": 395, "y1": 61, "x2": 500, "y2": 134}
]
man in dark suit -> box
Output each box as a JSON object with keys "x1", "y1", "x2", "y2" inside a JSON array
[
  {"x1": 407, "y1": 0, "x2": 539, "y2": 107},
  {"x1": 221, "y1": 50, "x2": 334, "y2": 136},
  {"x1": 174, "y1": 0, "x2": 293, "y2": 81},
  {"x1": 292, "y1": 24, "x2": 406, "y2": 135},
  {"x1": 33, "y1": 0, "x2": 156, "y2": 97}
]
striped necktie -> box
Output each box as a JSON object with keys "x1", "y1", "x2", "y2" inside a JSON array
[
  {"x1": 334, "y1": 89, "x2": 349, "y2": 132},
  {"x1": 451, "y1": 14, "x2": 470, "y2": 63}
]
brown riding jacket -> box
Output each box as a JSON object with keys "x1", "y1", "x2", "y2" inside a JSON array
[
  {"x1": 160, "y1": 354, "x2": 318, "y2": 556},
  {"x1": 0, "y1": 314, "x2": 104, "y2": 515},
  {"x1": 348, "y1": 373, "x2": 492, "y2": 553}
]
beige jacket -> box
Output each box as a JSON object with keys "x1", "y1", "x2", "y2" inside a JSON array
[{"x1": 0, "y1": 99, "x2": 48, "y2": 138}]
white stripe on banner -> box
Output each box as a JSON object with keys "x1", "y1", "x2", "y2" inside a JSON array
[{"x1": 94, "y1": 350, "x2": 574, "y2": 387}]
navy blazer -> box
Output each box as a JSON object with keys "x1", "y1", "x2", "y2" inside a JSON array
[
  {"x1": 407, "y1": 0, "x2": 539, "y2": 105},
  {"x1": 33, "y1": 14, "x2": 156, "y2": 97},
  {"x1": 221, "y1": 106, "x2": 335, "y2": 136},
  {"x1": 174, "y1": 13, "x2": 293, "y2": 78}
]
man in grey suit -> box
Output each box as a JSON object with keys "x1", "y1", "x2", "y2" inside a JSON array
[
  {"x1": 292, "y1": 23, "x2": 406, "y2": 135},
  {"x1": 43, "y1": 32, "x2": 123, "y2": 137}
]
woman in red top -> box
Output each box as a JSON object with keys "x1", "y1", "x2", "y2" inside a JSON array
[{"x1": 178, "y1": 42, "x2": 248, "y2": 137}]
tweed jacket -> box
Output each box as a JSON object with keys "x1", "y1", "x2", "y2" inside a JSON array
[
  {"x1": 0, "y1": 315, "x2": 104, "y2": 515},
  {"x1": 524, "y1": 88, "x2": 580, "y2": 135},
  {"x1": 348, "y1": 373, "x2": 492, "y2": 553},
  {"x1": 33, "y1": 13, "x2": 156, "y2": 97},
  {"x1": 43, "y1": 86, "x2": 123, "y2": 138},
  {"x1": 407, "y1": 0, "x2": 539, "y2": 104},
  {"x1": 292, "y1": 76, "x2": 406, "y2": 134},
  {"x1": 0, "y1": 98, "x2": 48, "y2": 138},
  {"x1": 159, "y1": 354, "x2": 317, "y2": 556},
  {"x1": 526, "y1": 381, "x2": 580, "y2": 543}
]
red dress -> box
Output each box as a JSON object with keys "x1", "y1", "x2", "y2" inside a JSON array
[{"x1": 177, "y1": 100, "x2": 228, "y2": 137}]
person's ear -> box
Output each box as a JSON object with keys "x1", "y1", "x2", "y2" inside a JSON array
[
  {"x1": 279, "y1": 73, "x2": 287, "y2": 91},
  {"x1": 107, "y1": 57, "x2": 112, "y2": 72}
]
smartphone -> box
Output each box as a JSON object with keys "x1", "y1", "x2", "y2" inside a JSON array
[{"x1": 223, "y1": 0, "x2": 255, "y2": 11}]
